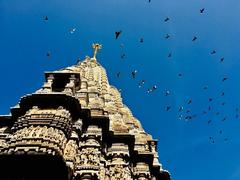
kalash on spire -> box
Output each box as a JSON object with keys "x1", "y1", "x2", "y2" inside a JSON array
[{"x1": 0, "y1": 44, "x2": 170, "y2": 180}]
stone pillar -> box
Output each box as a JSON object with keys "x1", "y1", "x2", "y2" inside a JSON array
[
  {"x1": 107, "y1": 143, "x2": 132, "y2": 180},
  {"x1": 75, "y1": 125, "x2": 102, "y2": 179},
  {"x1": 134, "y1": 162, "x2": 151, "y2": 180}
]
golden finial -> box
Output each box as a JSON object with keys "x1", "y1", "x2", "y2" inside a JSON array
[{"x1": 92, "y1": 43, "x2": 102, "y2": 60}]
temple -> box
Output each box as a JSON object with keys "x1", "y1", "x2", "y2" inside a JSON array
[{"x1": 0, "y1": 44, "x2": 170, "y2": 180}]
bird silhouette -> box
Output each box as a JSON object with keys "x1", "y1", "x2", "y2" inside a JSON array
[
  {"x1": 187, "y1": 99, "x2": 192, "y2": 104},
  {"x1": 203, "y1": 86, "x2": 208, "y2": 90},
  {"x1": 192, "y1": 36, "x2": 197, "y2": 41},
  {"x1": 164, "y1": 17, "x2": 170, "y2": 22},
  {"x1": 70, "y1": 28, "x2": 76, "y2": 34},
  {"x1": 222, "y1": 77, "x2": 228, "y2": 82},
  {"x1": 46, "y1": 51, "x2": 51, "y2": 58},
  {"x1": 200, "y1": 8, "x2": 205, "y2": 13},
  {"x1": 209, "y1": 137, "x2": 215, "y2": 144},
  {"x1": 132, "y1": 70, "x2": 137, "y2": 78},
  {"x1": 208, "y1": 106, "x2": 211, "y2": 111},
  {"x1": 165, "y1": 34, "x2": 170, "y2": 39},
  {"x1": 117, "y1": 72, "x2": 121, "y2": 78},
  {"x1": 166, "y1": 106, "x2": 171, "y2": 111},
  {"x1": 179, "y1": 106, "x2": 184, "y2": 112},
  {"x1": 120, "y1": 53, "x2": 126, "y2": 59},
  {"x1": 152, "y1": 85, "x2": 157, "y2": 91},
  {"x1": 115, "y1": 31, "x2": 122, "y2": 39},
  {"x1": 220, "y1": 57, "x2": 224, "y2": 63},
  {"x1": 140, "y1": 38, "x2": 144, "y2": 43},
  {"x1": 222, "y1": 117, "x2": 227, "y2": 122},
  {"x1": 168, "y1": 53, "x2": 172, "y2": 58},
  {"x1": 147, "y1": 88, "x2": 152, "y2": 93},
  {"x1": 138, "y1": 80, "x2": 145, "y2": 88},
  {"x1": 165, "y1": 90, "x2": 170, "y2": 96},
  {"x1": 44, "y1": 16, "x2": 48, "y2": 21},
  {"x1": 211, "y1": 50, "x2": 216, "y2": 54}
]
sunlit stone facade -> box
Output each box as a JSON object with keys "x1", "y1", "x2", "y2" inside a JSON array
[{"x1": 0, "y1": 44, "x2": 170, "y2": 180}]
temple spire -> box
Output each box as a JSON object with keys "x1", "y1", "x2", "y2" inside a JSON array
[{"x1": 92, "y1": 43, "x2": 102, "y2": 60}]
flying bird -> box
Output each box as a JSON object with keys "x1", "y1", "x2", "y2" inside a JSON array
[
  {"x1": 178, "y1": 106, "x2": 184, "y2": 112},
  {"x1": 138, "y1": 80, "x2": 145, "y2": 88},
  {"x1": 200, "y1": 8, "x2": 205, "y2": 13},
  {"x1": 152, "y1": 85, "x2": 157, "y2": 91},
  {"x1": 187, "y1": 99, "x2": 192, "y2": 104},
  {"x1": 222, "y1": 77, "x2": 228, "y2": 82},
  {"x1": 222, "y1": 117, "x2": 227, "y2": 122},
  {"x1": 46, "y1": 51, "x2": 51, "y2": 58},
  {"x1": 165, "y1": 34, "x2": 170, "y2": 39},
  {"x1": 166, "y1": 106, "x2": 171, "y2": 111},
  {"x1": 165, "y1": 90, "x2": 170, "y2": 96},
  {"x1": 220, "y1": 57, "x2": 224, "y2": 63},
  {"x1": 203, "y1": 86, "x2": 208, "y2": 90},
  {"x1": 115, "y1": 31, "x2": 122, "y2": 39},
  {"x1": 44, "y1": 16, "x2": 48, "y2": 21},
  {"x1": 132, "y1": 70, "x2": 137, "y2": 78},
  {"x1": 208, "y1": 106, "x2": 211, "y2": 111},
  {"x1": 70, "y1": 28, "x2": 76, "y2": 34},
  {"x1": 168, "y1": 53, "x2": 172, "y2": 58},
  {"x1": 164, "y1": 17, "x2": 170, "y2": 22},
  {"x1": 192, "y1": 36, "x2": 197, "y2": 41},
  {"x1": 117, "y1": 72, "x2": 121, "y2": 78},
  {"x1": 178, "y1": 115, "x2": 183, "y2": 120},
  {"x1": 207, "y1": 120, "x2": 212, "y2": 124},
  {"x1": 211, "y1": 50, "x2": 216, "y2": 54},
  {"x1": 147, "y1": 88, "x2": 152, "y2": 93},
  {"x1": 209, "y1": 137, "x2": 215, "y2": 144},
  {"x1": 120, "y1": 53, "x2": 126, "y2": 59},
  {"x1": 140, "y1": 38, "x2": 144, "y2": 43}
]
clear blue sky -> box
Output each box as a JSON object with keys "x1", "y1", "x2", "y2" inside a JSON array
[{"x1": 1, "y1": 0, "x2": 240, "y2": 179}]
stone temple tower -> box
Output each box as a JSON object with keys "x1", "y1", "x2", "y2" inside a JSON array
[{"x1": 0, "y1": 44, "x2": 170, "y2": 180}]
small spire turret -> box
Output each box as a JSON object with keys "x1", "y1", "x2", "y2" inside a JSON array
[{"x1": 92, "y1": 43, "x2": 102, "y2": 60}]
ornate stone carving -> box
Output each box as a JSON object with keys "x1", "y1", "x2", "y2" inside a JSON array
[{"x1": 64, "y1": 140, "x2": 78, "y2": 161}]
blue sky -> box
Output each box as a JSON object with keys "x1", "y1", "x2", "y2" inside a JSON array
[{"x1": 1, "y1": 0, "x2": 240, "y2": 179}]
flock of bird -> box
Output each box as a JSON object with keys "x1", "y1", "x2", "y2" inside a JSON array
[
  {"x1": 112, "y1": 8, "x2": 235, "y2": 145},
  {"x1": 42, "y1": 6, "x2": 235, "y2": 145}
]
